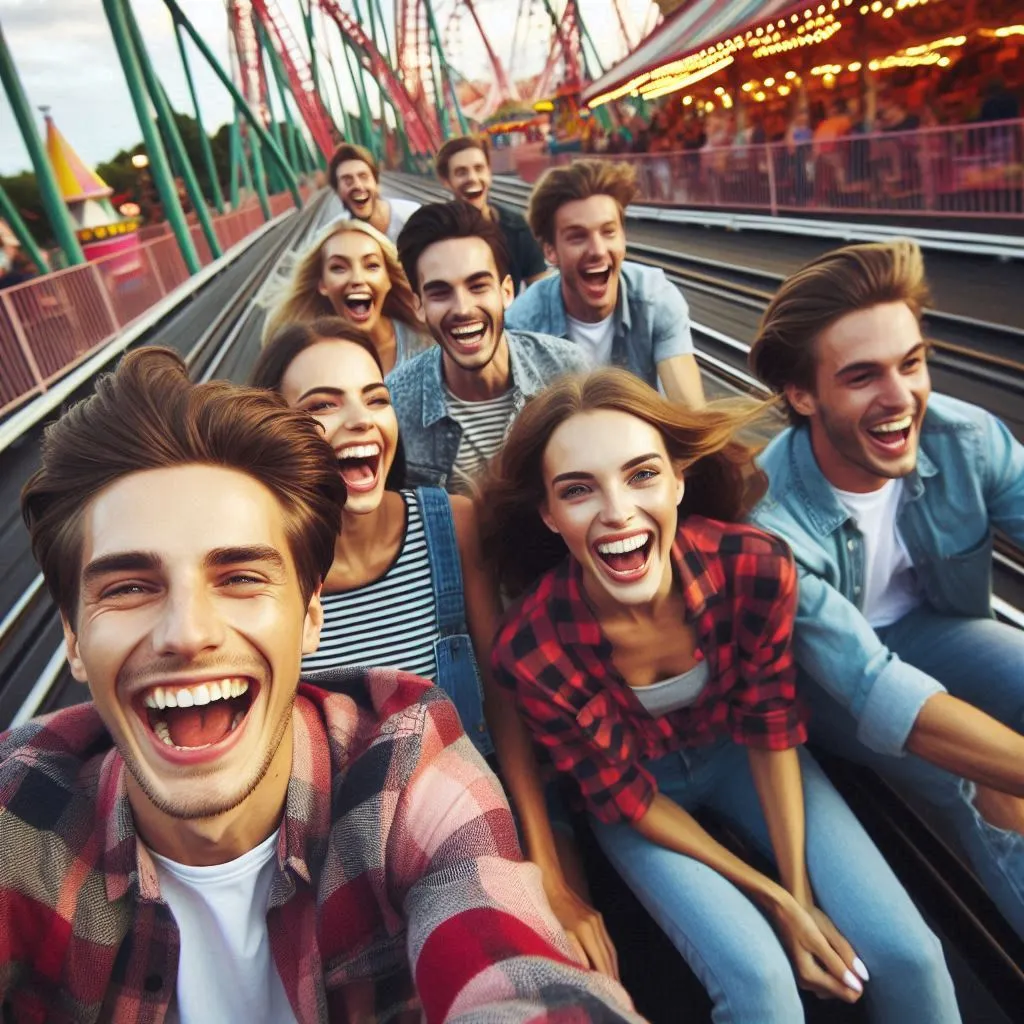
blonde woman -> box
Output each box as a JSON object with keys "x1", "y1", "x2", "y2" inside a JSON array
[{"x1": 262, "y1": 219, "x2": 427, "y2": 373}]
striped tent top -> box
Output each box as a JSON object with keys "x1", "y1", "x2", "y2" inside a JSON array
[{"x1": 301, "y1": 490, "x2": 439, "y2": 678}]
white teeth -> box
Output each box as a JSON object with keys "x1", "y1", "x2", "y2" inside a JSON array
[
  {"x1": 450, "y1": 323, "x2": 485, "y2": 337},
  {"x1": 154, "y1": 720, "x2": 173, "y2": 746},
  {"x1": 142, "y1": 678, "x2": 249, "y2": 710},
  {"x1": 345, "y1": 293, "x2": 372, "y2": 304},
  {"x1": 338, "y1": 443, "x2": 381, "y2": 459},
  {"x1": 870, "y1": 416, "x2": 913, "y2": 433},
  {"x1": 581, "y1": 266, "x2": 610, "y2": 277},
  {"x1": 596, "y1": 533, "x2": 650, "y2": 555}
]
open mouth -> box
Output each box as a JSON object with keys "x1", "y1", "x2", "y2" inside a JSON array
[
  {"x1": 139, "y1": 678, "x2": 256, "y2": 755},
  {"x1": 337, "y1": 442, "x2": 382, "y2": 493},
  {"x1": 348, "y1": 190, "x2": 371, "y2": 206},
  {"x1": 343, "y1": 291, "x2": 374, "y2": 322},
  {"x1": 461, "y1": 185, "x2": 485, "y2": 202},
  {"x1": 593, "y1": 531, "x2": 654, "y2": 581},
  {"x1": 865, "y1": 414, "x2": 913, "y2": 454},
  {"x1": 580, "y1": 265, "x2": 613, "y2": 292},
  {"x1": 447, "y1": 320, "x2": 488, "y2": 352}
]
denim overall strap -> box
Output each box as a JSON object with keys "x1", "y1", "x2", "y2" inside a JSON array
[
  {"x1": 416, "y1": 486, "x2": 466, "y2": 635},
  {"x1": 415, "y1": 488, "x2": 493, "y2": 756}
]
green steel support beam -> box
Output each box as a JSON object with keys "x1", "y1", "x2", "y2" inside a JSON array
[
  {"x1": 163, "y1": 0, "x2": 301, "y2": 208},
  {"x1": 0, "y1": 22, "x2": 85, "y2": 265},
  {"x1": 341, "y1": 36, "x2": 376, "y2": 153},
  {"x1": 174, "y1": 22, "x2": 225, "y2": 213},
  {"x1": 102, "y1": 0, "x2": 200, "y2": 273},
  {"x1": 247, "y1": 129, "x2": 273, "y2": 221},
  {"x1": 301, "y1": 0, "x2": 340, "y2": 161},
  {"x1": 229, "y1": 118, "x2": 241, "y2": 210},
  {"x1": 359, "y1": 0, "x2": 387, "y2": 137},
  {"x1": 257, "y1": 20, "x2": 303, "y2": 177},
  {"x1": 0, "y1": 181, "x2": 48, "y2": 272},
  {"x1": 121, "y1": 2, "x2": 222, "y2": 259},
  {"x1": 423, "y1": 0, "x2": 468, "y2": 135}
]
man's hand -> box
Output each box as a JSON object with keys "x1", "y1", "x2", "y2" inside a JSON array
[{"x1": 543, "y1": 875, "x2": 620, "y2": 980}]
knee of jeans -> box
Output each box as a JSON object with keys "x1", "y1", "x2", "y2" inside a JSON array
[
  {"x1": 711, "y1": 948, "x2": 802, "y2": 1021},
  {"x1": 859, "y1": 922, "x2": 947, "y2": 989}
]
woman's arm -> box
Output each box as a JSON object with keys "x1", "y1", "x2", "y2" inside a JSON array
[
  {"x1": 634, "y1": 789, "x2": 862, "y2": 1003},
  {"x1": 450, "y1": 495, "x2": 619, "y2": 979}
]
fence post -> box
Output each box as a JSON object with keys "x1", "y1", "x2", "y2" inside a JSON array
[
  {"x1": 1, "y1": 290, "x2": 47, "y2": 393},
  {"x1": 766, "y1": 143, "x2": 778, "y2": 217},
  {"x1": 90, "y1": 263, "x2": 122, "y2": 336}
]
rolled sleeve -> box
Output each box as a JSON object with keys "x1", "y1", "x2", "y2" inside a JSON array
[
  {"x1": 649, "y1": 270, "x2": 694, "y2": 362},
  {"x1": 794, "y1": 569, "x2": 946, "y2": 756},
  {"x1": 731, "y1": 550, "x2": 807, "y2": 750}
]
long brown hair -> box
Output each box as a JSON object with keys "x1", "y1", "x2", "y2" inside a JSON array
[
  {"x1": 260, "y1": 219, "x2": 423, "y2": 346},
  {"x1": 477, "y1": 368, "x2": 770, "y2": 597}
]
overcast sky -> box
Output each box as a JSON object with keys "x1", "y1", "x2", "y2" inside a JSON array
[{"x1": 0, "y1": 0, "x2": 658, "y2": 176}]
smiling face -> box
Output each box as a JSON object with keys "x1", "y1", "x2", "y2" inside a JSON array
[
  {"x1": 335, "y1": 158, "x2": 380, "y2": 221},
  {"x1": 62, "y1": 464, "x2": 322, "y2": 826},
  {"x1": 443, "y1": 146, "x2": 492, "y2": 211},
  {"x1": 416, "y1": 235, "x2": 514, "y2": 374},
  {"x1": 317, "y1": 231, "x2": 392, "y2": 332},
  {"x1": 544, "y1": 194, "x2": 627, "y2": 323},
  {"x1": 541, "y1": 409, "x2": 684, "y2": 608},
  {"x1": 280, "y1": 339, "x2": 398, "y2": 514},
  {"x1": 786, "y1": 301, "x2": 931, "y2": 492}
]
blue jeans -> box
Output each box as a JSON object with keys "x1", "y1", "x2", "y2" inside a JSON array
[
  {"x1": 808, "y1": 607, "x2": 1024, "y2": 940},
  {"x1": 589, "y1": 742, "x2": 959, "y2": 1024}
]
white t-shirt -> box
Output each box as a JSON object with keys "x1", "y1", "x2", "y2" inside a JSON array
[
  {"x1": 383, "y1": 197, "x2": 421, "y2": 244},
  {"x1": 566, "y1": 313, "x2": 615, "y2": 368},
  {"x1": 444, "y1": 385, "x2": 518, "y2": 495},
  {"x1": 150, "y1": 829, "x2": 299, "y2": 1024},
  {"x1": 833, "y1": 478, "x2": 921, "y2": 629}
]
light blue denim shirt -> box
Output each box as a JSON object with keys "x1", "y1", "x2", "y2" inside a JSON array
[
  {"x1": 504, "y1": 260, "x2": 694, "y2": 388},
  {"x1": 385, "y1": 329, "x2": 588, "y2": 489},
  {"x1": 751, "y1": 393, "x2": 1024, "y2": 757}
]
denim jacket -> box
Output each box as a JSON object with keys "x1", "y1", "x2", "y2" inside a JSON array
[
  {"x1": 751, "y1": 393, "x2": 1024, "y2": 757},
  {"x1": 504, "y1": 260, "x2": 694, "y2": 388},
  {"x1": 385, "y1": 330, "x2": 587, "y2": 489}
]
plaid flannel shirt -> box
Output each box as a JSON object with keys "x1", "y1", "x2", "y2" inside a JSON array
[
  {"x1": 491, "y1": 517, "x2": 808, "y2": 825},
  {"x1": 0, "y1": 669, "x2": 642, "y2": 1024}
]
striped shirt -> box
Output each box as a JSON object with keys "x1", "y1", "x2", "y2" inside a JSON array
[
  {"x1": 302, "y1": 490, "x2": 439, "y2": 677},
  {"x1": 444, "y1": 385, "x2": 518, "y2": 496}
]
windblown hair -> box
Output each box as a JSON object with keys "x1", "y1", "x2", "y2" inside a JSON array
[
  {"x1": 527, "y1": 159, "x2": 639, "y2": 246},
  {"x1": 327, "y1": 142, "x2": 379, "y2": 187},
  {"x1": 478, "y1": 368, "x2": 770, "y2": 597},
  {"x1": 260, "y1": 219, "x2": 422, "y2": 346},
  {"x1": 397, "y1": 200, "x2": 510, "y2": 292},
  {"x1": 22, "y1": 347, "x2": 345, "y2": 620},
  {"x1": 435, "y1": 134, "x2": 491, "y2": 180},
  {"x1": 749, "y1": 239, "x2": 931, "y2": 424},
  {"x1": 250, "y1": 316, "x2": 407, "y2": 491}
]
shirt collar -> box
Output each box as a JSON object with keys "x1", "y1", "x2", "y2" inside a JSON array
[
  {"x1": 788, "y1": 425, "x2": 937, "y2": 534},
  {"x1": 100, "y1": 694, "x2": 332, "y2": 904},
  {"x1": 423, "y1": 335, "x2": 521, "y2": 426}
]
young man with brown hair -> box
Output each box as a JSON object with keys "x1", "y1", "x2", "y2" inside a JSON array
[
  {"x1": 327, "y1": 142, "x2": 420, "y2": 243},
  {"x1": 505, "y1": 159, "x2": 704, "y2": 409},
  {"x1": 0, "y1": 347, "x2": 641, "y2": 1023},
  {"x1": 390, "y1": 201, "x2": 587, "y2": 495},
  {"x1": 436, "y1": 135, "x2": 548, "y2": 293},
  {"x1": 749, "y1": 239, "x2": 1024, "y2": 939}
]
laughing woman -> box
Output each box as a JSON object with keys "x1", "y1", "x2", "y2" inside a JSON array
[
  {"x1": 481, "y1": 368, "x2": 959, "y2": 1024},
  {"x1": 250, "y1": 317, "x2": 619, "y2": 980},
  {"x1": 262, "y1": 219, "x2": 427, "y2": 373}
]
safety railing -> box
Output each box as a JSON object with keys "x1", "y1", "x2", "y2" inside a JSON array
[
  {"x1": 502, "y1": 119, "x2": 1024, "y2": 220},
  {"x1": 0, "y1": 192, "x2": 308, "y2": 418}
]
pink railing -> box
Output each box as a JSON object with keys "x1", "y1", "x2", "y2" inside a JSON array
[
  {"x1": 505, "y1": 119, "x2": 1024, "y2": 220},
  {"x1": 0, "y1": 192, "x2": 309, "y2": 418}
]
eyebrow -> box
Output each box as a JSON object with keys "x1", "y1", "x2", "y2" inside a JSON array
[
  {"x1": 422, "y1": 270, "x2": 495, "y2": 291},
  {"x1": 835, "y1": 342, "x2": 927, "y2": 379},
  {"x1": 551, "y1": 452, "x2": 662, "y2": 485},
  {"x1": 82, "y1": 545, "x2": 286, "y2": 586},
  {"x1": 562, "y1": 220, "x2": 619, "y2": 234},
  {"x1": 296, "y1": 381, "x2": 388, "y2": 403}
]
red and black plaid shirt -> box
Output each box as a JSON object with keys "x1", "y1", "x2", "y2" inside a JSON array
[{"x1": 492, "y1": 517, "x2": 807, "y2": 825}]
